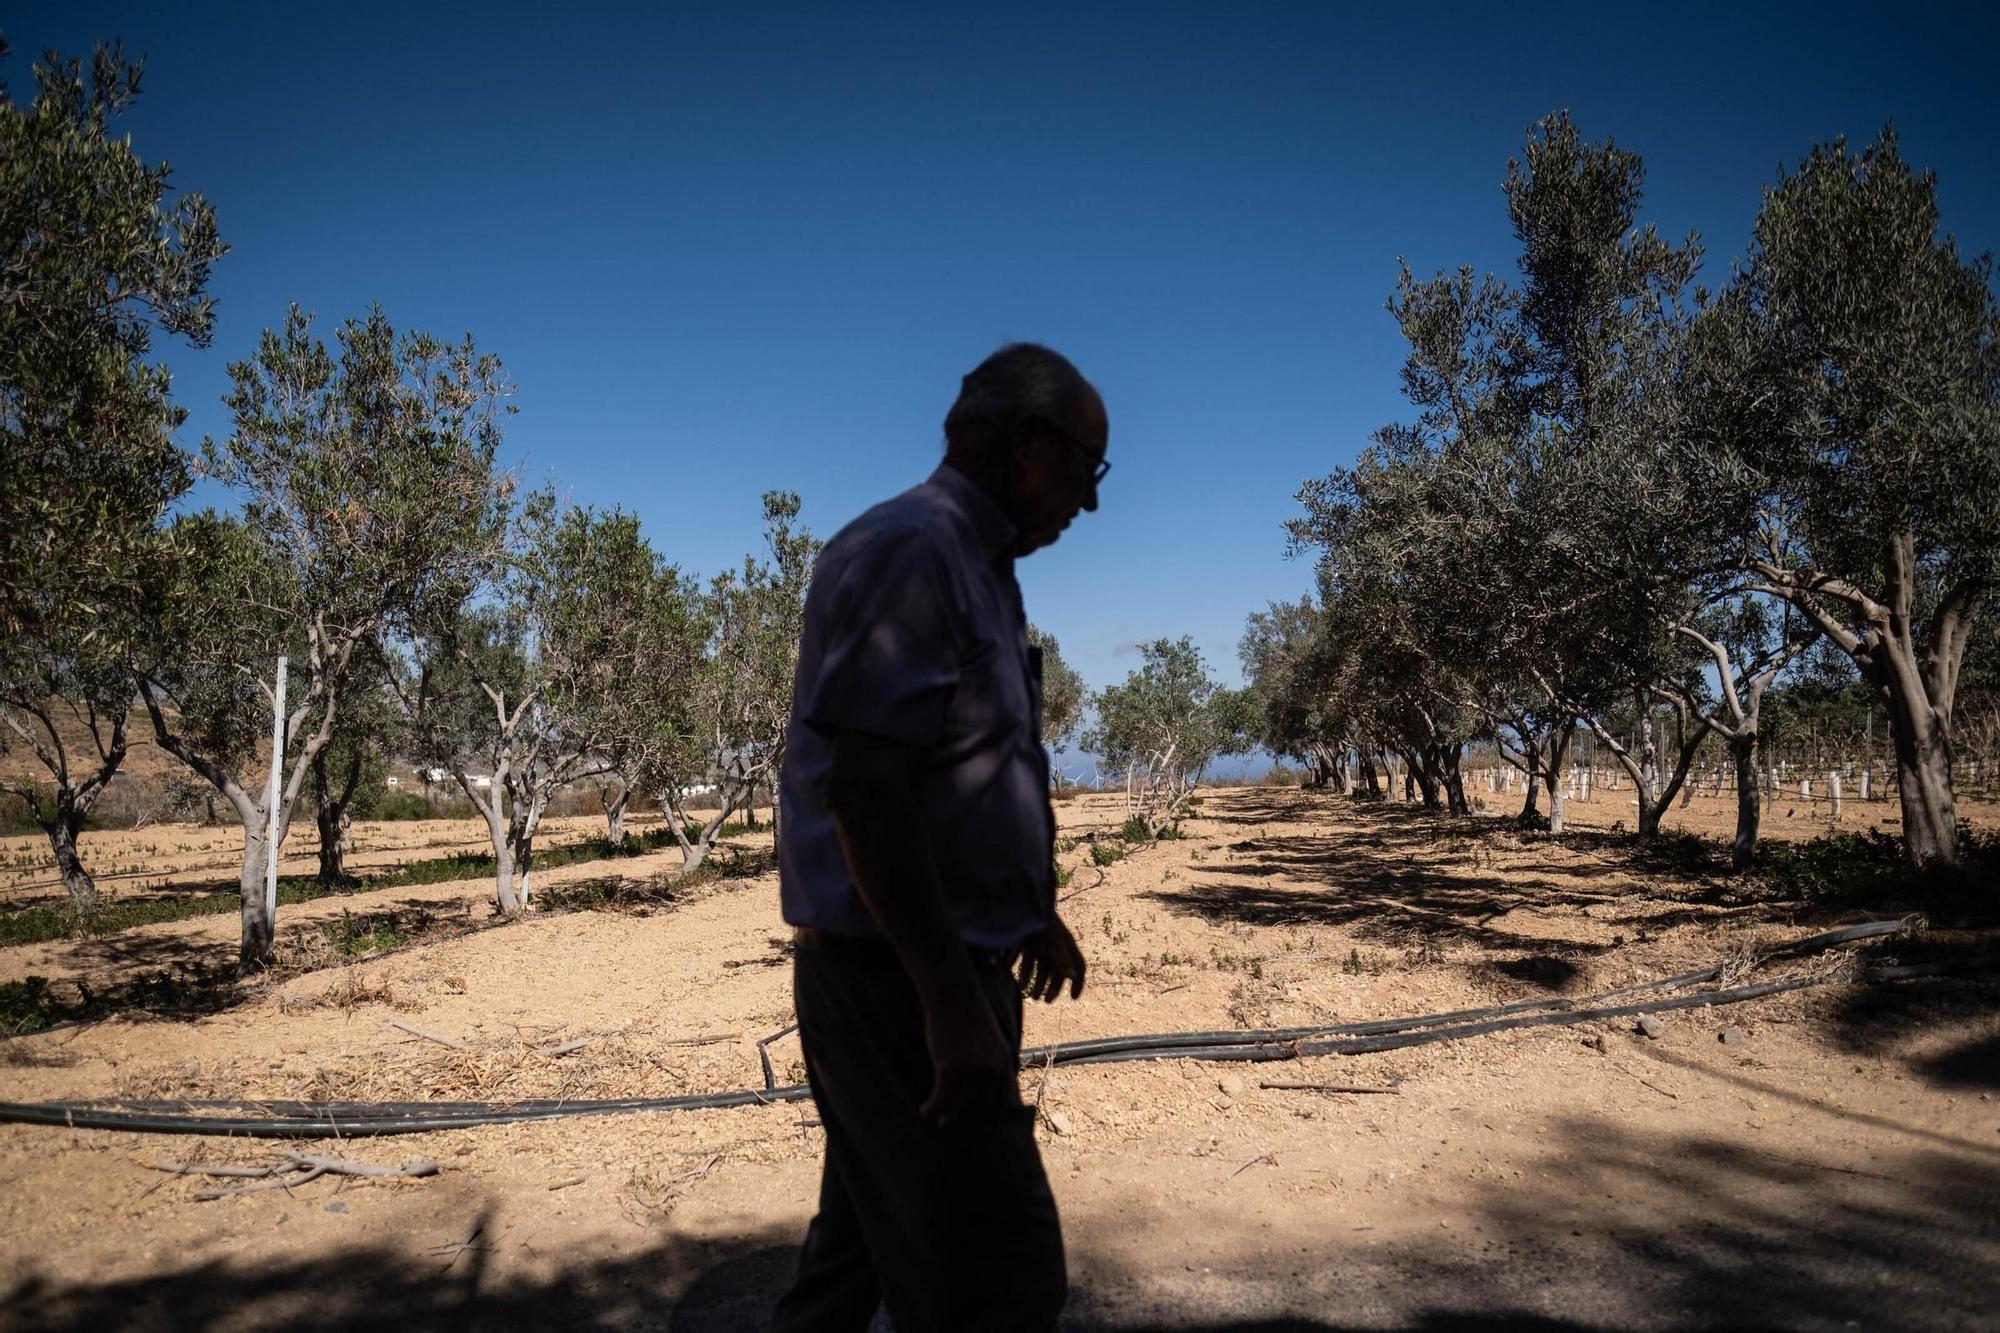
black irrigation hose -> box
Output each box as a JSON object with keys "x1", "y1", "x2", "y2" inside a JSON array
[
  {"x1": 1017, "y1": 917, "x2": 1919, "y2": 1065},
  {"x1": 0, "y1": 1085, "x2": 816, "y2": 1138},
  {"x1": 0, "y1": 921, "x2": 1938, "y2": 1139}
]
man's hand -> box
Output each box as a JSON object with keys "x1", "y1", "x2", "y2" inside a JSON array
[
  {"x1": 919, "y1": 996, "x2": 1018, "y2": 1126},
  {"x1": 1013, "y1": 913, "x2": 1087, "y2": 1003}
]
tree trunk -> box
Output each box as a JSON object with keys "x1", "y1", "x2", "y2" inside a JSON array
[
  {"x1": 1544, "y1": 728, "x2": 1571, "y2": 835},
  {"x1": 601, "y1": 779, "x2": 629, "y2": 844},
  {"x1": 515, "y1": 830, "x2": 535, "y2": 906},
  {"x1": 486, "y1": 806, "x2": 519, "y2": 913},
  {"x1": 1357, "y1": 751, "x2": 1381, "y2": 799},
  {"x1": 238, "y1": 822, "x2": 275, "y2": 968},
  {"x1": 313, "y1": 745, "x2": 364, "y2": 886},
  {"x1": 46, "y1": 807, "x2": 99, "y2": 907},
  {"x1": 1442, "y1": 744, "x2": 1470, "y2": 816},
  {"x1": 1890, "y1": 709, "x2": 1958, "y2": 866},
  {"x1": 1404, "y1": 748, "x2": 1440, "y2": 810},
  {"x1": 1518, "y1": 772, "x2": 1541, "y2": 821},
  {"x1": 315, "y1": 795, "x2": 347, "y2": 885},
  {"x1": 1731, "y1": 734, "x2": 1762, "y2": 870}
]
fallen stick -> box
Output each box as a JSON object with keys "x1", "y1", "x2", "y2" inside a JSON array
[
  {"x1": 677, "y1": 1153, "x2": 721, "y2": 1183},
  {"x1": 1229, "y1": 1151, "x2": 1278, "y2": 1180},
  {"x1": 547, "y1": 1175, "x2": 586, "y2": 1191},
  {"x1": 537, "y1": 1039, "x2": 590, "y2": 1058},
  {"x1": 145, "y1": 1160, "x2": 285, "y2": 1179},
  {"x1": 136, "y1": 1155, "x2": 205, "y2": 1201},
  {"x1": 179, "y1": 1153, "x2": 437, "y2": 1200},
  {"x1": 1745, "y1": 1148, "x2": 1898, "y2": 1182},
  {"x1": 197, "y1": 1165, "x2": 329, "y2": 1201},
  {"x1": 284, "y1": 1153, "x2": 439, "y2": 1179},
  {"x1": 1259, "y1": 1080, "x2": 1402, "y2": 1095},
  {"x1": 1059, "y1": 868, "x2": 1107, "y2": 904},
  {"x1": 385, "y1": 1020, "x2": 467, "y2": 1051},
  {"x1": 433, "y1": 1221, "x2": 486, "y2": 1271},
  {"x1": 659, "y1": 1032, "x2": 742, "y2": 1047},
  {"x1": 1609, "y1": 1064, "x2": 1679, "y2": 1100}
]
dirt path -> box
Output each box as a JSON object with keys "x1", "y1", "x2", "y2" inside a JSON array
[{"x1": 1, "y1": 788, "x2": 1994, "y2": 1330}]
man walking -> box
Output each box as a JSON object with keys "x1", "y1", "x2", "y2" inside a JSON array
[{"x1": 771, "y1": 344, "x2": 1107, "y2": 1331}]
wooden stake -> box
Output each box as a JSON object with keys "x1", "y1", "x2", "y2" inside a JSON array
[{"x1": 385, "y1": 1019, "x2": 467, "y2": 1050}]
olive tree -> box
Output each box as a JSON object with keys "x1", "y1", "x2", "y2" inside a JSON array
[
  {"x1": 1084, "y1": 637, "x2": 1251, "y2": 836},
  {"x1": 1240, "y1": 596, "x2": 1350, "y2": 789},
  {"x1": 399, "y1": 497, "x2": 689, "y2": 911},
  {"x1": 141, "y1": 308, "x2": 511, "y2": 965},
  {"x1": 640, "y1": 492, "x2": 819, "y2": 871},
  {"x1": 1699, "y1": 129, "x2": 1999, "y2": 868},
  {"x1": 0, "y1": 41, "x2": 224, "y2": 904},
  {"x1": 1293, "y1": 114, "x2": 1715, "y2": 838},
  {"x1": 1027, "y1": 624, "x2": 1087, "y2": 783}
]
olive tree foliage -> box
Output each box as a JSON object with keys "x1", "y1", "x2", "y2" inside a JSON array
[
  {"x1": 1292, "y1": 114, "x2": 1740, "y2": 838},
  {"x1": 634, "y1": 492, "x2": 819, "y2": 872},
  {"x1": 1027, "y1": 624, "x2": 1086, "y2": 783},
  {"x1": 140, "y1": 308, "x2": 512, "y2": 966},
  {"x1": 1083, "y1": 637, "x2": 1251, "y2": 835},
  {"x1": 0, "y1": 41, "x2": 224, "y2": 904},
  {"x1": 398, "y1": 496, "x2": 691, "y2": 912},
  {"x1": 1240, "y1": 595, "x2": 1349, "y2": 790},
  {"x1": 1693, "y1": 129, "x2": 2000, "y2": 868}
]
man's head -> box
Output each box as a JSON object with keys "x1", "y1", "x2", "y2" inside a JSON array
[{"x1": 943, "y1": 343, "x2": 1108, "y2": 557}]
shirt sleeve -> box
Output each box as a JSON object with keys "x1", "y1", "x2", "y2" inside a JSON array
[{"x1": 799, "y1": 526, "x2": 963, "y2": 748}]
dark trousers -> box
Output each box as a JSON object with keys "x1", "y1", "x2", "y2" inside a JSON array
[{"x1": 770, "y1": 941, "x2": 1066, "y2": 1332}]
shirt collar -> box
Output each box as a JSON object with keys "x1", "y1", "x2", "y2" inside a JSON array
[{"x1": 927, "y1": 463, "x2": 1018, "y2": 561}]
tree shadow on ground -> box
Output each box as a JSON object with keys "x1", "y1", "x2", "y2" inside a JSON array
[
  {"x1": 5, "y1": 1110, "x2": 1994, "y2": 1331},
  {"x1": 1157, "y1": 799, "x2": 1849, "y2": 959},
  {"x1": 1821, "y1": 966, "x2": 2000, "y2": 1091}
]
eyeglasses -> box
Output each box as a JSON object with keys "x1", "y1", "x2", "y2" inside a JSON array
[{"x1": 1033, "y1": 419, "x2": 1111, "y2": 485}]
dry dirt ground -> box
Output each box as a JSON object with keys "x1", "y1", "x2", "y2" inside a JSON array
[{"x1": 1, "y1": 787, "x2": 1996, "y2": 1331}]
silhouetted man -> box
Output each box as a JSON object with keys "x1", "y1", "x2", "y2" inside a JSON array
[{"x1": 771, "y1": 344, "x2": 1106, "y2": 1332}]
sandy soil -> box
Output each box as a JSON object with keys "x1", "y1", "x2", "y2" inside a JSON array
[
  {"x1": 1, "y1": 788, "x2": 1995, "y2": 1331},
  {"x1": 0, "y1": 811, "x2": 646, "y2": 905}
]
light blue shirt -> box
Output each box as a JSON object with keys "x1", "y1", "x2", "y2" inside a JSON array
[{"x1": 779, "y1": 464, "x2": 1055, "y2": 951}]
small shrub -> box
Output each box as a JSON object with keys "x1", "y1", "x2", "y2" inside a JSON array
[
  {"x1": 1053, "y1": 862, "x2": 1073, "y2": 890},
  {"x1": 1403, "y1": 938, "x2": 1446, "y2": 969},
  {"x1": 327, "y1": 910, "x2": 406, "y2": 957},
  {"x1": 1090, "y1": 842, "x2": 1126, "y2": 868},
  {"x1": 0, "y1": 976, "x2": 61, "y2": 1033},
  {"x1": 364, "y1": 791, "x2": 444, "y2": 822},
  {"x1": 1752, "y1": 828, "x2": 1996, "y2": 909},
  {"x1": 1637, "y1": 830, "x2": 1722, "y2": 874},
  {"x1": 1341, "y1": 947, "x2": 1387, "y2": 976},
  {"x1": 1120, "y1": 816, "x2": 1152, "y2": 843}
]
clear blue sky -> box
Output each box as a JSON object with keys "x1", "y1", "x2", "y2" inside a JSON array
[{"x1": 14, "y1": 2, "x2": 1999, "y2": 714}]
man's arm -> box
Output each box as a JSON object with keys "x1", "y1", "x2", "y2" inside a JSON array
[{"x1": 823, "y1": 729, "x2": 1016, "y2": 1124}]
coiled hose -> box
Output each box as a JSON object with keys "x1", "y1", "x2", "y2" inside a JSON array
[{"x1": 0, "y1": 919, "x2": 1933, "y2": 1138}]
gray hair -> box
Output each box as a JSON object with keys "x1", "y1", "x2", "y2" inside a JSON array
[{"x1": 943, "y1": 343, "x2": 1091, "y2": 464}]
